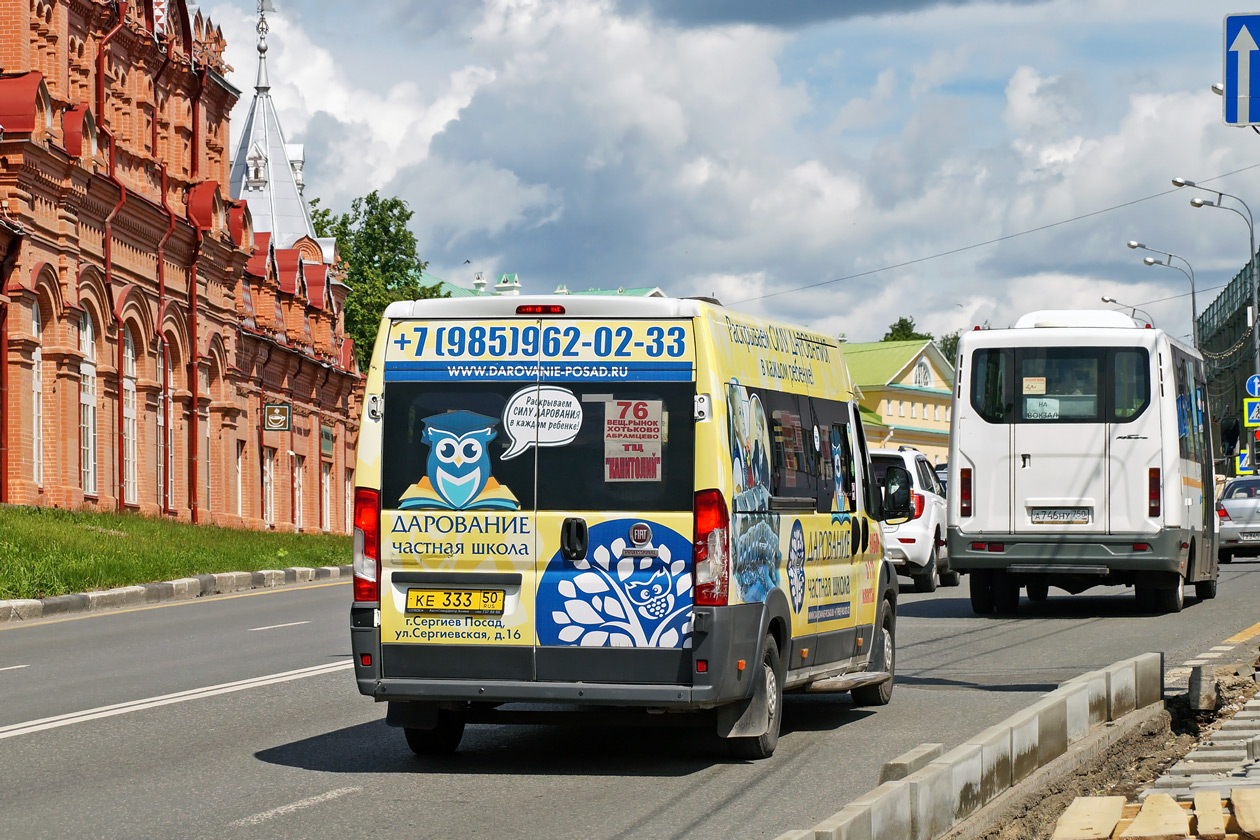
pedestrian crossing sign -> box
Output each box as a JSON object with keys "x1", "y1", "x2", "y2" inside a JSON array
[
  {"x1": 1239, "y1": 452, "x2": 1255, "y2": 475},
  {"x1": 1246, "y1": 398, "x2": 1260, "y2": 428}
]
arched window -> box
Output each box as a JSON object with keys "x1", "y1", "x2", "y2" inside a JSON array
[
  {"x1": 122, "y1": 327, "x2": 138, "y2": 504},
  {"x1": 156, "y1": 339, "x2": 174, "y2": 510},
  {"x1": 79, "y1": 310, "x2": 98, "y2": 495},
  {"x1": 914, "y1": 359, "x2": 932, "y2": 388},
  {"x1": 32, "y1": 301, "x2": 43, "y2": 486}
]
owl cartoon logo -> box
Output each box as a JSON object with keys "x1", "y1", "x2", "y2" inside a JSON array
[
  {"x1": 398, "y1": 410, "x2": 520, "y2": 511},
  {"x1": 626, "y1": 565, "x2": 675, "y2": 621}
]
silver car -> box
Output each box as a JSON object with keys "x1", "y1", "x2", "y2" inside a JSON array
[{"x1": 1217, "y1": 477, "x2": 1260, "y2": 563}]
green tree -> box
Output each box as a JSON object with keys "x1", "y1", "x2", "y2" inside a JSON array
[
  {"x1": 882, "y1": 316, "x2": 932, "y2": 342},
  {"x1": 311, "y1": 191, "x2": 445, "y2": 370},
  {"x1": 937, "y1": 329, "x2": 961, "y2": 362}
]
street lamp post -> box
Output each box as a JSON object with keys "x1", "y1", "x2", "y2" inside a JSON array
[
  {"x1": 1100, "y1": 295, "x2": 1155, "y2": 325},
  {"x1": 1125, "y1": 240, "x2": 1198, "y2": 348},
  {"x1": 1173, "y1": 177, "x2": 1259, "y2": 468}
]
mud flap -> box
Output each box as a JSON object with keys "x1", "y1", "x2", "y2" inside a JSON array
[
  {"x1": 715, "y1": 673, "x2": 769, "y2": 738},
  {"x1": 385, "y1": 701, "x2": 438, "y2": 730}
]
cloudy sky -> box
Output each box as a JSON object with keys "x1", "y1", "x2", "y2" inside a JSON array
[{"x1": 205, "y1": 0, "x2": 1260, "y2": 344}]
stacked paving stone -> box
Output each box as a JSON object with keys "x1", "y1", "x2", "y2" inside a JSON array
[{"x1": 1143, "y1": 696, "x2": 1260, "y2": 800}]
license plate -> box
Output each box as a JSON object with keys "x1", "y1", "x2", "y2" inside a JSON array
[
  {"x1": 406, "y1": 588, "x2": 505, "y2": 615},
  {"x1": 1030, "y1": 507, "x2": 1091, "y2": 525},
  {"x1": 1241, "y1": 532, "x2": 1260, "y2": 541}
]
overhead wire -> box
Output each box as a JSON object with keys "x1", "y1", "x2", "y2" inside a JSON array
[{"x1": 731, "y1": 160, "x2": 1260, "y2": 306}]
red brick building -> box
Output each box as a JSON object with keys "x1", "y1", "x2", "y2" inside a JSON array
[{"x1": 0, "y1": 0, "x2": 361, "y2": 533}]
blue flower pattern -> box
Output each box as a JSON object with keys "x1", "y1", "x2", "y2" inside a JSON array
[{"x1": 537, "y1": 519, "x2": 693, "y2": 648}]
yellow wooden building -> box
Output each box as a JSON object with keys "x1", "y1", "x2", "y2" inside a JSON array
[{"x1": 842, "y1": 340, "x2": 954, "y2": 464}]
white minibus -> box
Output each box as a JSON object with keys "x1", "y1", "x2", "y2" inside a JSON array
[{"x1": 947, "y1": 310, "x2": 1218, "y2": 614}]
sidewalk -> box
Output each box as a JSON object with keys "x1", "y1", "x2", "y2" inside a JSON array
[{"x1": 0, "y1": 564, "x2": 354, "y2": 623}]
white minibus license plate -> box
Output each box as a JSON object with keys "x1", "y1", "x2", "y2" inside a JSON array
[{"x1": 1030, "y1": 508, "x2": 1091, "y2": 525}]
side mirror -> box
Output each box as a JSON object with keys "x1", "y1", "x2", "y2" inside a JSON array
[{"x1": 881, "y1": 464, "x2": 914, "y2": 523}]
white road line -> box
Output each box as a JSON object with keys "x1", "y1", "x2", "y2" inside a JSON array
[
  {"x1": 229, "y1": 787, "x2": 361, "y2": 828},
  {"x1": 248, "y1": 621, "x2": 311, "y2": 632},
  {"x1": 0, "y1": 661, "x2": 352, "y2": 741},
  {"x1": 0, "y1": 664, "x2": 30, "y2": 672},
  {"x1": 1210, "y1": 645, "x2": 1236, "y2": 652},
  {"x1": 1184, "y1": 660, "x2": 1208, "y2": 666},
  {"x1": 1198, "y1": 652, "x2": 1224, "y2": 659}
]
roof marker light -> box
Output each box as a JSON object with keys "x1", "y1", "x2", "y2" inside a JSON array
[{"x1": 516, "y1": 304, "x2": 566, "y2": 315}]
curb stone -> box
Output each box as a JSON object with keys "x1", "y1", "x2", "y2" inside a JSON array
[{"x1": 0, "y1": 565, "x2": 352, "y2": 623}]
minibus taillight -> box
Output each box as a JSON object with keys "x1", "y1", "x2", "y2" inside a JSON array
[
  {"x1": 352, "y1": 487, "x2": 381, "y2": 602},
  {"x1": 1148, "y1": 468, "x2": 1161, "y2": 518},
  {"x1": 959, "y1": 468, "x2": 973, "y2": 517},
  {"x1": 693, "y1": 489, "x2": 730, "y2": 606}
]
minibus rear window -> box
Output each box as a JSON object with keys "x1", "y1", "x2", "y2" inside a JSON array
[
  {"x1": 536, "y1": 382, "x2": 695, "y2": 512},
  {"x1": 380, "y1": 381, "x2": 695, "y2": 513},
  {"x1": 970, "y1": 347, "x2": 1149, "y2": 425}
]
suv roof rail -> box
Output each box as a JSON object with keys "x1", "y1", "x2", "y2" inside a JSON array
[{"x1": 897, "y1": 445, "x2": 919, "y2": 452}]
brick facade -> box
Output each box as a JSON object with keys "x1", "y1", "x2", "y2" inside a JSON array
[{"x1": 0, "y1": 0, "x2": 361, "y2": 533}]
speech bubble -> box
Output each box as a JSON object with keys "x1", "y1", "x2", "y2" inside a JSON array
[{"x1": 501, "y1": 386, "x2": 584, "y2": 460}]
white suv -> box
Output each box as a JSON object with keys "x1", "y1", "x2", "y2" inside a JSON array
[{"x1": 870, "y1": 447, "x2": 956, "y2": 592}]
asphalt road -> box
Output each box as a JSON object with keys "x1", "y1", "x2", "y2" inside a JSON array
[{"x1": 3, "y1": 562, "x2": 1260, "y2": 840}]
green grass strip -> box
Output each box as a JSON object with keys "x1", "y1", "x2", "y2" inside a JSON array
[{"x1": 0, "y1": 505, "x2": 350, "y2": 600}]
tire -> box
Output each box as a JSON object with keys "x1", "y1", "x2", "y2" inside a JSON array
[
  {"x1": 729, "y1": 635, "x2": 784, "y2": 759},
  {"x1": 940, "y1": 569, "x2": 961, "y2": 587},
  {"x1": 1026, "y1": 581, "x2": 1049, "y2": 602},
  {"x1": 1134, "y1": 585, "x2": 1157, "y2": 612},
  {"x1": 852, "y1": 601, "x2": 895, "y2": 706},
  {"x1": 969, "y1": 570, "x2": 995, "y2": 615},
  {"x1": 1195, "y1": 577, "x2": 1218, "y2": 601},
  {"x1": 993, "y1": 572, "x2": 1020, "y2": 615},
  {"x1": 913, "y1": 552, "x2": 939, "y2": 593},
  {"x1": 1219, "y1": 551, "x2": 1233, "y2": 565},
  {"x1": 1155, "y1": 578, "x2": 1185, "y2": 614},
  {"x1": 403, "y1": 709, "x2": 466, "y2": 756}
]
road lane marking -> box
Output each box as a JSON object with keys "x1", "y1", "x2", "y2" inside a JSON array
[
  {"x1": 1211, "y1": 645, "x2": 1237, "y2": 651},
  {"x1": 1225, "y1": 620, "x2": 1260, "y2": 644},
  {"x1": 0, "y1": 664, "x2": 30, "y2": 672},
  {"x1": 0, "y1": 660, "x2": 352, "y2": 741},
  {"x1": 0, "y1": 580, "x2": 350, "y2": 632},
  {"x1": 229, "y1": 787, "x2": 361, "y2": 828},
  {"x1": 248, "y1": 621, "x2": 311, "y2": 632}
]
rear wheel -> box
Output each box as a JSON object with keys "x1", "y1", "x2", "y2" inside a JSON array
[
  {"x1": 1026, "y1": 581, "x2": 1049, "y2": 602},
  {"x1": 940, "y1": 569, "x2": 961, "y2": 587},
  {"x1": 403, "y1": 709, "x2": 466, "y2": 756},
  {"x1": 1134, "y1": 585, "x2": 1157, "y2": 612},
  {"x1": 852, "y1": 602, "x2": 895, "y2": 706},
  {"x1": 993, "y1": 572, "x2": 1020, "y2": 614},
  {"x1": 1219, "y1": 551, "x2": 1233, "y2": 565},
  {"x1": 913, "y1": 550, "x2": 939, "y2": 593},
  {"x1": 729, "y1": 635, "x2": 784, "y2": 759},
  {"x1": 1195, "y1": 577, "x2": 1218, "y2": 601},
  {"x1": 969, "y1": 570, "x2": 995, "y2": 615},
  {"x1": 1155, "y1": 578, "x2": 1185, "y2": 614}
]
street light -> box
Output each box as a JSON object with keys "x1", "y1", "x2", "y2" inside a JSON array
[
  {"x1": 1126, "y1": 240, "x2": 1198, "y2": 348},
  {"x1": 1174, "y1": 175, "x2": 1260, "y2": 467},
  {"x1": 1100, "y1": 295, "x2": 1155, "y2": 325}
]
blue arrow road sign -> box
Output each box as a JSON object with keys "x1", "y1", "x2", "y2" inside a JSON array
[
  {"x1": 1249, "y1": 375, "x2": 1260, "y2": 397},
  {"x1": 1226, "y1": 15, "x2": 1260, "y2": 125}
]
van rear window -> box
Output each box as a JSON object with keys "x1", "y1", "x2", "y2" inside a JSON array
[
  {"x1": 970, "y1": 347, "x2": 1150, "y2": 425},
  {"x1": 381, "y1": 381, "x2": 695, "y2": 512}
]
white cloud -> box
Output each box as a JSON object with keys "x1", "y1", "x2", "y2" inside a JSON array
[{"x1": 208, "y1": 0, "x2": 1260, "y2": 347}]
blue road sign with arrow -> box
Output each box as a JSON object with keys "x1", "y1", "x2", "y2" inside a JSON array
[
  {"x1": 1225, "y1": 14, "x2": 1260, "y2": 125},
  {"x1": 1249, "y1": 374, "x2": 1260, "y2": 398}
]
